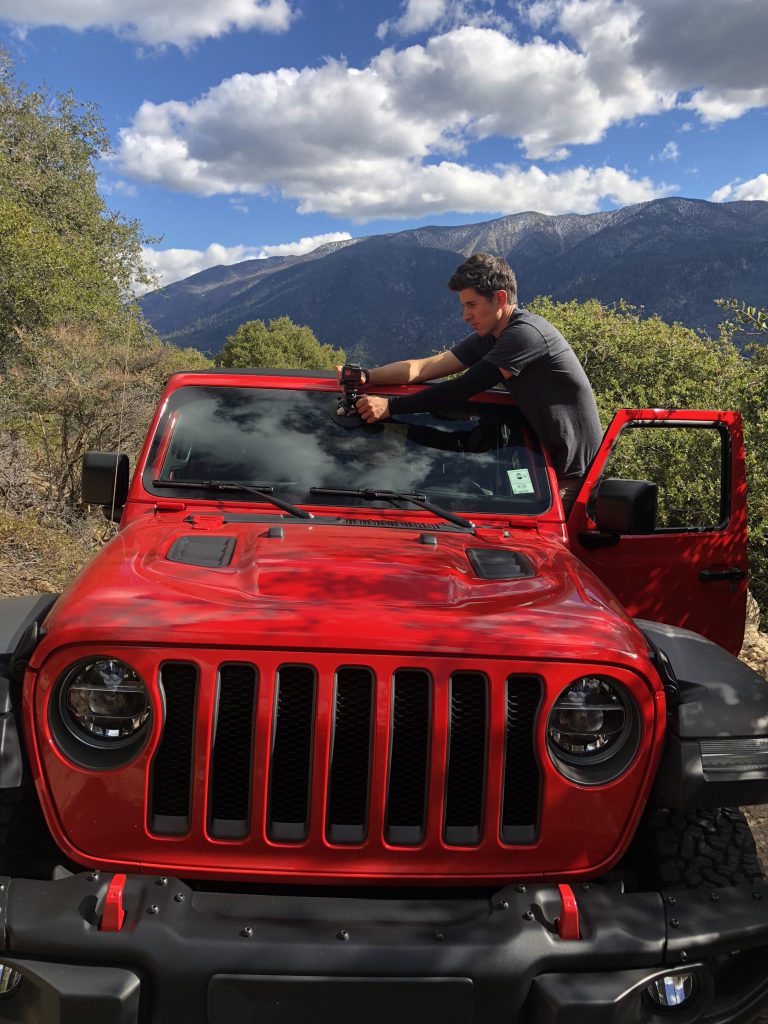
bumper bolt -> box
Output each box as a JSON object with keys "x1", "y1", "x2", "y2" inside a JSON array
[
  {"x1": 156, "y1": 877, "x2": 168, "y2": 886},
  {"x1": 337, "y1": 929, "x2": 350, "y2": 941},
  {"x1": 753, "y1": 892, "x2": 762, "y2": 901},
  {"x1": 515, "y1": 884, "x2": 526, "y2": 893},
  {"x1": 497, "y1": 900, "x2": 509, "y2": 911},
  {"x1": 240, "y1": 925, "x2": 253, "y2": 938},
  {"x1": 87, "y1": 872, "x2": 100, "y2": 882},
  {"x1": 710, "y1": 893, "x2": 720, "y2": 903},
  {"x1": 666, "y1": 896, "x2": 677, "y2": 905},
  {"x1": 680, "y1": 951, "x2": 688, "y2": 963},
  {"x1": 434, "y1": 930, "x2": 445, "y2": 941},
  {"x1": 147, "y1": 904, "x2": 160, "y2": 915},
  {"x1": 174, "y1": 893, "x2": 185, "y2": 903},
  {"x1": 581, "y1": 883, "x2": 590, "y2": 891},
  {"x1": 670, "y1": 918, "x2": 679, "y2": 929},
  {"x1": 523, "y1": 911, "x2": 534, "y2": 921}
]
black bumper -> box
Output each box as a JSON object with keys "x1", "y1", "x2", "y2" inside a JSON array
[{"x1": 1, "y1": 873, "x2": 767, "y2": 1024}]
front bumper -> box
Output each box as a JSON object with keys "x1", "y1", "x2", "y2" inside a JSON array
[{"x1": 0, "y1": 873, "x2": 767, "y2": 1024}]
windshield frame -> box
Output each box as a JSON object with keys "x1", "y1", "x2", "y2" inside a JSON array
[{"x1": 138, "y1": 376, "x2": 554, "y2": 519}]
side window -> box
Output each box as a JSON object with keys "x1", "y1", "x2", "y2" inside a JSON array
[{"x1": 602, "y1": 423, "x2": 727, "y2": 531}]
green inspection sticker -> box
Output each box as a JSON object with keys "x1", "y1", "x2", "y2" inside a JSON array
[{"x1": 507, "y1": 468, "x2": 535, "y2": 494}]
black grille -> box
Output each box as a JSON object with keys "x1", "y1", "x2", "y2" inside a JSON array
[
  {"x1": 268, "y1": 666, "x2": 316, "y2": 842},
  {"x1": 210, "y1": 664, "x2": 257, "y2": 838},
  {"x1": 151, "y1": 662, "x2": 198, "y2": 835},
  {"x1": 326, "y1": 668, "x2": 374, "y2": 844},
  {"x1": 444, "y1": 672, "x2": 487, "y2": 845},
  {"x1": 386, "y1": 670, "x2": 431, "y2": 845},
  {"x1": 501, "y1": 676, "x2": 542, "y2": 843}
]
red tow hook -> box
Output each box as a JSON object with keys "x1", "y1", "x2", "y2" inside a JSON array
[
  {"x1": 556, "y1": 883, "x2": 580, "y2": 940},
  {"x1": 100, "y1": 873, "x2": 127, "y2": 932}
]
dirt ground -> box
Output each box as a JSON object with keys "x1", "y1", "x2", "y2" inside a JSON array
[{"x1": 739, "y1": 596, "x2": 768, "y2": 871}]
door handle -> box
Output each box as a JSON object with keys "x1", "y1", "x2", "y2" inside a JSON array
[{"x1": 699, "y1": 567, "x2": 746, "y2": 582}]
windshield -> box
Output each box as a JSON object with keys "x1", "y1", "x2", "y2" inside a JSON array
[{"x1": 144, "y1": 385, "x2": 551, "y2": 515}]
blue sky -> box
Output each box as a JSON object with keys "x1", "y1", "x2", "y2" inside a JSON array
[{"x1": 3, "y1": 0, "x2": 767, "y2": 290}]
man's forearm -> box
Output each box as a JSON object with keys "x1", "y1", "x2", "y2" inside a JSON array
[{"x1": 367, "y1": 360, "x2": 423, "y2": 385}]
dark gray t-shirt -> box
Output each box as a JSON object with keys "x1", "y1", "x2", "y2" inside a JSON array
[{"x1": 451, "y1": 309, "x2": 602, "y2": 479}]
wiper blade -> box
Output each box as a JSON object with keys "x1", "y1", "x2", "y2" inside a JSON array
[
  {"x1": 153, "y1": 479, "x2": 312, "y2": 520},
  {"x1": 309, "y1": 487, "x2": 474, "y2": 531}
]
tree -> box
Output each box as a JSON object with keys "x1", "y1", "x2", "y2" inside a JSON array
[
  {"x1": 0, "y1": 325, "x2": 211, "y2": 508},
  {"x1": 215, "y1": 316, "x2": 345, "y2": 370},
  {"x1": 530, "y1": 296, "x2": 768, "y2": 623},
  {"x1": 0, "y1": 49, "x2": 153, "y2": 359}
]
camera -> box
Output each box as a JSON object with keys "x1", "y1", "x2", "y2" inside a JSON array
[{"x1": 338, "y1": 363, "x2": 366, "y2": 415}]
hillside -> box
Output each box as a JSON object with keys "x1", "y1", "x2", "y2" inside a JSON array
[{"x1": 140, "y1": 198, "x2": 768, "y2": 360}]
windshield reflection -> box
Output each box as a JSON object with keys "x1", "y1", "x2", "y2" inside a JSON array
[{"x1": 144, "y1": 386, "x2": 551, "y2": 515}]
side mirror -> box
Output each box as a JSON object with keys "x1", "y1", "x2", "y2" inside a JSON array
[
  {"x1": 82, "y1": 452, "x2": 129, "y2": 512},
  {"x1": 594, "y1": 478, "x2": 658, "y2": 535}
]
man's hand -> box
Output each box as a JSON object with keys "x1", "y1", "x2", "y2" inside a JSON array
[{"x1": 355, "y1": 394, "x2": 390, "y2": 423}]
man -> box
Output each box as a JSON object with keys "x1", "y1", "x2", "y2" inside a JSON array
[{"x1": 349, "y1": 252, "x2": 602, "y2": 514}]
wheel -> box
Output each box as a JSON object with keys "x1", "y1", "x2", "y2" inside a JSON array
[{"x1": 638, "y1": 807, "x2": 765, "y2": 890}]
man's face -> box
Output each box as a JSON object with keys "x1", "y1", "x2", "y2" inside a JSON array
[{"x1": 458, "y1": 287, "x2": 505, "y2": 337}]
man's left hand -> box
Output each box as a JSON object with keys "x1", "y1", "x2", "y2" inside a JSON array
[{"x1": 355, "y1": 395, "x2": 390, "y2": 423}]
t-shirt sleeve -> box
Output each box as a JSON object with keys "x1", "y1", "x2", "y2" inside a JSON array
[
  {"x1": 482, "y1": 322, "x2": 546, "y2": 376},
  {"x1": 387, "y1": 359, "x2": 503, "y2": 416},
  {"x1": 450, "y1": 332, "x2": 486, "y2": 366}
]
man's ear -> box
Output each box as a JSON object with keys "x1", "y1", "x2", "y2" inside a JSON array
[{"x1": 495, "y1": 289, "x2": 508, "y2": 308}]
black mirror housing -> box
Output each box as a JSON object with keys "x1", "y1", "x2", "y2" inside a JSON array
[
  {"x1": 82, "y1": 452, "x2": 130, "y2": 508},
  {"x1": 594, "y1": 478, "x2": 657, "y2": 534}
]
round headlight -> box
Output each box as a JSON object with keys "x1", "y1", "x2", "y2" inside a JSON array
[
  {"x1": 547, "y1": 676, "x2": 639, "y2": 784},
  {"x1": 64, "y1": 659, "x2": 150, "y2": 740}
]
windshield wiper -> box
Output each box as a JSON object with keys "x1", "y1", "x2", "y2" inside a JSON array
[
  {"x1": 309, "y1": 487, "x2": 474, "y2": 531},
  {"x1": 153, "y1": 479, "x2": 312, "y2": 519}
]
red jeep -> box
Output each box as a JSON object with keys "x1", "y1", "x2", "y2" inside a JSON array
[{"x1": 1, "y1": 369, "x2": 766, "y2": 1023}]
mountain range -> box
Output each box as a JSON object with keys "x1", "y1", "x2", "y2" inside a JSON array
[{"x1": 140, "y1": 198, "x2": 768, "y2": 363}]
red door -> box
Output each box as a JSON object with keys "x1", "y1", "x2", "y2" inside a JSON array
[{"x1": 567, "y1": 410, "x2": 748, "y2": 655}]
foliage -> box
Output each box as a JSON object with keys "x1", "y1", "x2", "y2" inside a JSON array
[
  {"x1": 0, "y1": 325, "x2": 211, "y2": 508},
  {"x1": 215, "y1": 316, "x2": 345, "y2": 370},
  {"x1": 0, "y1": 49, "x2": 154, "y2": 358},
  {"x1": 530, "y1": 297, "x2": 768, "y2": 622}
]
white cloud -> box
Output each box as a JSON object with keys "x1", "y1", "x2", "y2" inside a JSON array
[
  {"x1": 139, "y1": 232, "x2": 353, "y2": 291},
  {"x1": 656, "y1": 141, "x2": 679, "y2": 162},
  {"x1": 710, "y1": 173, "x2": 768, "y2": 203},
  {"x1": 0, "y1": 0, "x2": 295, "y2": 47},
  {"x1": 115, "y1": 24, "x2": 676, "y2": 220},
  {"x1": 377, "y1": 0, "x2": 510, "y2": 39},
  {"x1": 256, "y1": 232, "x2": 353, "y2": 258},
  {"x1": 111, "y1": 2, "x2": 768, "y2": 222},
  {"x1": 545, "y1": 0, "x2": 768, "y2": 126}
]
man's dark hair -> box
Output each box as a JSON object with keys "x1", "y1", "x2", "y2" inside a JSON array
[{"x1": 447, "y1": 252, "x2": 517, "y2": 304}]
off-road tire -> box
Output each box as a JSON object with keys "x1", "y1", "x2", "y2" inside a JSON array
[{"x1": 641, "y1": 807, "x2": 765, "y2": 891}]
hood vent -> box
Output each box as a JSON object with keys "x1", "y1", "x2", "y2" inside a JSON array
[
  {"x1": 467, "y1": 548, "x2": 534, "y2": 580},
  {"x1": 166, "y1": 535, "x2": 236, "y2": 568}
]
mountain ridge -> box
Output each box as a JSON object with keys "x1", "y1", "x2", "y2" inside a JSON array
[{"x1": 140, "y1": 198, "x2": 768, "y2": 361}]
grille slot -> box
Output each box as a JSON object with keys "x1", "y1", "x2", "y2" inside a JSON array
[
  {"x1": 326, "y1": 667, "x2": 374, "y2": 844},
  {"x1": 268, "y1": 665, "x2": 316, "y2": 842},
  {"x1": 501, "y1": 676, "x2": 542, "y2": 843},
  {"x1": 209, "y1": 664, "x2": 258, "y2": 839},
  {"x1": 151, "y1": 662, "x2": 198, "y2": 835},
  {"x1": 444, "y1": 672, "x2": 488, "y2": 846},
  {"x1": 385, "y1": 670, "x2": 431, "y2": 845}
]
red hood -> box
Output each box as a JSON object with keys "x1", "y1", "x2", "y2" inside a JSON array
[{"x1": 35, "y1": 515, "x2": 649, "y2": 666}]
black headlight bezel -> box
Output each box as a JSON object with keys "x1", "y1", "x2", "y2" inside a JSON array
[
  {"x1": 546, "y1": 675, "x2": 641, "y2": 786},
  {"x1": 48, "y1": 656, "x2": 154, "y2": 770}
]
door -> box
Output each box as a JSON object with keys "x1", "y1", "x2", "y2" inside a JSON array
[{"x1": 567, "y1": 409, "x2": 748, "y2": 654}]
